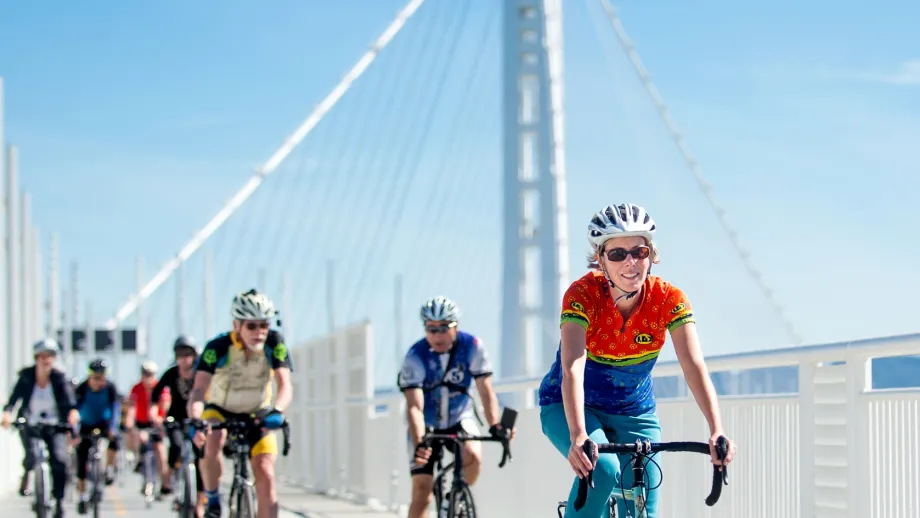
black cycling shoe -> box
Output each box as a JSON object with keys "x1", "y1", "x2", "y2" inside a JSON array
[
  {"x1": 77, "y1": 499, "x2": 87, "y2": 515},
  {"x1": 205, "y1": 500, "x2": 222, "y2": 518}
]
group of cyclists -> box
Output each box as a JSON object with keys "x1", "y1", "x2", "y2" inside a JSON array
[
  {"x1": 2, "y1": 202, "x2": 738, "y2": 518},
  {"x1": 2, "y1": 289, "x2": 291, "y2": 518}
]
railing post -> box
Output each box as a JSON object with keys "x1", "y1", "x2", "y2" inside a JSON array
[
  {"x1": 798, "y1": 361, "x2": 816, "y2": 518},
  {"x1": 846, "y1": 354, "x2": 871, "y2": 517}
]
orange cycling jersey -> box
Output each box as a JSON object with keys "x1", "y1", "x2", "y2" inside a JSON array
[{"x1": 538, "y1": 271, "x2": 695, "y2": 415}]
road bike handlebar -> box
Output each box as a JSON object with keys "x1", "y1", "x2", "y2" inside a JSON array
[
  {"x1": 418, "y1": 431, "x2": 514, "y2": 468},
  {"x1": 573, "y1": 436, "x2": 729, "y2": 511}
]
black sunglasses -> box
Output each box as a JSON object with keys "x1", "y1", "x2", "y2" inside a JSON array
[
  {"x1": 425, "y1": 322, "x2": 458, "y2": 334},
  {"x1": 604, "y1": 245, "x2": 650, "y2": 262},
  {"x1": 243, "y1": 321, "x2": 270, "y2": 331}
]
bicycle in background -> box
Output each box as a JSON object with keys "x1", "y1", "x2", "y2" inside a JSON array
[{"x1": 417, "y1": 407, "x2": 518, "y2": 518}]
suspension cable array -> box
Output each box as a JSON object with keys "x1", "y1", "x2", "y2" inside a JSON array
[{"x1": 592, "y1": 0, "x2": 802, "y2": 345}]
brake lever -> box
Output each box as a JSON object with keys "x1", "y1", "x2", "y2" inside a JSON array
[
  {"x1": 498, "y1": 439, "x2": 512, "y2": 468},
  {"x1": 716, "y1": 436, "x2": 729, "y2": 485}
]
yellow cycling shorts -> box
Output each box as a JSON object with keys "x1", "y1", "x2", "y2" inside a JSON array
[{"x1": 201, "y1": 404, "x2": 278, "y2": 458}]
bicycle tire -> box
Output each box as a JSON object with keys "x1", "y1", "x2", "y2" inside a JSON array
[
  {"x1": 235, "y1": 483, "x2": 256, "y2": 518},
  {"x1": 447, "y1": 483, "x2": 477, "y2": 518},
  {"x1": 91, "y1": 447, "x2": 103, "y2": 518},
  {"x1": 179, "y1": 462, "x2": 196, "y2": 518},
  {"x1": 34, "y1": 461, "x2": 47, "y2": 518},
  {"x1": 143, "y1": 450, "x2": 156, "y2": 506}
]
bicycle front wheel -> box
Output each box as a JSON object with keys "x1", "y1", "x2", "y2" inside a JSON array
[
  {"x1": 447, "y1": 483, "x2": 477, "y2": 518},
  {"x1": 179, "y1": 463, "x2": 196, "y2": 518},
  {"x1": 90, "y1": 454, "x2": 103, "y2": 518},
  {"x1": 33, "y1": 463, "x2": 47, "y2": 518},
  {"x1": 228, "y1": 481, "x2": 256, "y2": 518}
]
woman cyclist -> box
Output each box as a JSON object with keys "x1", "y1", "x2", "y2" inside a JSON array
[
  {"x1": 538, "y1": 203, "x2": 736, "y2": 517},
  {"x1": 1, "y1": 338, "x2": 80, "y2": 518}
]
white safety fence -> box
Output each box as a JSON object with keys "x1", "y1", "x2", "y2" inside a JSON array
[{"x1": 277, "y1": 326, "x2": 920, "y2": 518}]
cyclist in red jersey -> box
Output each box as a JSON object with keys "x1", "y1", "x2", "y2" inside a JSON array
[{"x1": 124, "y1": 361, "x2": 166, "y2": 484}]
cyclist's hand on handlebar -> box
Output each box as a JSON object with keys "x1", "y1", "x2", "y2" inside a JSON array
[
  {"x1": 709, "y1": 432, "x2": 735, "y2": 469},
  {"x1": 413, "y1": 444, "x2": 432, "y2": 467},
  {"x1": 258, "y1": 408, "x2": 285, "y2": 430},
  {"x1": 66, "y1": 409, "x2": 80, "y2": 427},
  {"x1": 568, "y1": 433, "x2": 596, "y2": 479},
  {"x1": 488, "y1": 423, "x2": 516, "y2": 441},
  {"x1": 0, "y1": 411, "x2": 11, "y2": 429},
  {"x1": 190, "y1": 421, "x2": 208, "y2": 448}
]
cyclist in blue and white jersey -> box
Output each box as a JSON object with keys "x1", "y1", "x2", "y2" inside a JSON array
[
  {"x1": 397, "y1": 296, "x2": 513, "y2": 518},
  {"x1": 74, "y1": 358, "x2": 122, "y2": 515}
]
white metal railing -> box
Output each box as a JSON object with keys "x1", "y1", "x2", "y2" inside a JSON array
[{"x1": 276, "y1": 329, "x2": 920, "y2": 518}]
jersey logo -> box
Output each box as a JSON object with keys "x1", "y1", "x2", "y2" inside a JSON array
[
  {"x1": 444, "y1": 366, "x2": 466, "y2": 384},
  {"x1": 634, "y1": 333, "x2": 653, "y2": 345},
  {"x1": 202, "y1": 349, "x2": 218, "y2": 366},
  {"x1": 273, "y1": 343, "x2": 288, "y2": 362},
  {"x1": 670, "y1": 303, "x2": 686, "y2": 314},
  {"x1": 570, "y1": 301, "x2": 585, "y2": 312}
]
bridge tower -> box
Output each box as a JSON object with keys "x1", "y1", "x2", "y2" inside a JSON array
[{"x1": 500, "y1": 0, "x2": 569, "y2": 396}]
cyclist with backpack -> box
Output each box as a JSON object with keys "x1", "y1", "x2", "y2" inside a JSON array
[{"x1": 73, "y1": 358, "x2": 122, "y2": 515}]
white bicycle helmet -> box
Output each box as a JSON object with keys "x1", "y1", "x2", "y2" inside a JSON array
[
  {"x1": 230, "y1": 289, "x2": 276, "y2": 321},
  {"x1": 141, "y1": 360, "x2": 159, "y2": 374},
  {"x1": 32, "y1": 338, "x2": 60, "y2": 357},
  {"x1": 587, "y1": 203, "x2": 657, "y2": 250},
  {"x1": 420, "y1": 296, "x2": 460, "y2": 323}
]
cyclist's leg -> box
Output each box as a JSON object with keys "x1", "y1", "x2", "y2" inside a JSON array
[
  {"x1": 149, "y1": 427, "x2": 168, "y2": 491},
  {"x1": 406, "y1": 434, "x2": 441, "y2": 518},
  {"x1": 199, "y1": 405, "x2": 228, "y2": 513},
  {"x1": 540, "y1": 403, "x2": 619, "y2": 517},
  {"x1": 165, "y1": 427, "x2": 183, "y2": 491},
  {"x1": 18, "y1": 426, "x2": 34, "y2": 495},
  {"x1": 193, "y1": 440, "x2": 206, "y2": 517},
  {"x1": 454, "y1": 419, "x2": 483, "y2": 485},
  {"x1": 105, "y1": 428, "x2": 120, "y2": 484},
  {"x1": 603, "y1": 412, "x2": 661, "y2": 518},
  {"x1": 249, "y1": 431, "x2": 279, "y2": 518},
  {"x1": 75, "y1": 429, "x2": 92, "y2": 510},
  {"x1": 45, "y1": 428, "x2": 69, "y2": 502}
]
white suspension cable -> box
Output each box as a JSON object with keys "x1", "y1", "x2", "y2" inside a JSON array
[
  {"x1": 105, "y1": 0, "x2": 428, "y2": 329},
  {"x1": 595, "y1": 0, "x2": 802, "y2": 345}
]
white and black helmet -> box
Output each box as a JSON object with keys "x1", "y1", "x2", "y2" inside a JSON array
[
  {"x1": 587, "y1": 203, "x2": 656, "y2": 250},
  {"x1": 420, "y1": 296, "x2": 460, "y2": 323},
  {"x1": 32, "y1": 338, "x2": 60, "y2": 357},
  {"x1": 230, "y1": 289, "x2": 276, "y2": 321}
]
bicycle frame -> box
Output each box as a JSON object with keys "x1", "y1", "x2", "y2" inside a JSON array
[
  {"x1": 208, "y1": 417, "x2": 292, "y2": 518},
  {"x1": 417, "y1": 407, "x2": 517, "y2": 518},
  {"x1": 165, "y1": 417, "x2": 205, "y2": 518},
  {"x1": 80, "y1": 428, "x2": 106, "y2": 516},
  {"x1": 15, "y1": 418, "x2": 73, "y2": 518}
]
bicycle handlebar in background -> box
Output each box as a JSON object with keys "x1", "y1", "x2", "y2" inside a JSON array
[
  {"x1": 209, "y1": 417, "x2": 292, "y2": 457},
  {"x1": 417, "y1": 407, "x2": 518, "y2": 468},
  {"x1": 573, "y1": 436, "x2": 729, "y2": 511}
]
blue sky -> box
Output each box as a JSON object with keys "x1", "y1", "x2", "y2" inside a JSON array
[{"x1": 1, "y1": 0, "x2": 918, "y2": 384}]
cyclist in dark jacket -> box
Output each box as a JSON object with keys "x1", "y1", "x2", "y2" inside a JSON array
[{"x1": 1, "y1": 338, "x2": 79, "y2": 518}]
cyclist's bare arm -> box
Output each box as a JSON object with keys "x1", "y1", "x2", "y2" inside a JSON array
[
  {"x1": 272, "y1": 367, "x2": 293, "y2": 412},
  {"x1": 474, "y1": 375, "x2": 500, "y2": 428},
  {"x1": 405, "y1": 388, "x2": 425, "y2": 448},
  {"x1": 124, "y1": 399, "x2": 137, "y2": 428},
  {"x1": 187, "y1": 371, "x2": 212, "y2": 420},
  {"x1": 671, "y1": 323, "x2": 723, "y2": 435}
]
